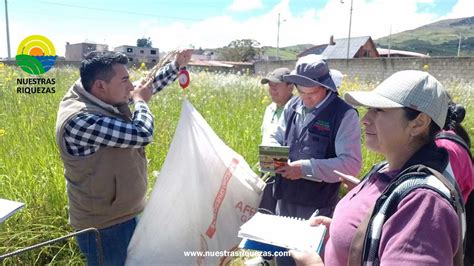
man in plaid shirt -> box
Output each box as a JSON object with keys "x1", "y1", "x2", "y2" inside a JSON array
[{"x1": 55, "y1": 50, "x2": 192, "y2": 265}]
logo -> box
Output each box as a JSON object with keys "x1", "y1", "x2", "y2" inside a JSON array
[{"x1": 16, "y1": 35, "x2": 57, "y2": 75}]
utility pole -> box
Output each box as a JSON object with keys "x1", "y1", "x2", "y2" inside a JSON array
[
  {"x1": 341, "y1": 0, "x2": 354, "y2": 60},
  {"x1": 388, "y1": 25, "x2": 392, "y2": 58},
  {"x1": 276, "y1": 13, "x2": 280, "y2": 60},
  {"x1": 346, "y1": 0, "x2": 353, "y2": 60},
  {"x1": 4, "y1": 0, "x2": 11, "y2": 59},
  {"x1": 457, "y1": 34, "x2": 462, "y2": 57}
]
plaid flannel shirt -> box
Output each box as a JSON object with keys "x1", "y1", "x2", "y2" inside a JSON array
[{"x1": 64, "y1": 62, "x2": 179, "y2": 156}]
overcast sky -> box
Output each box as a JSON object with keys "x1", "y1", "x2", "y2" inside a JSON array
[{"x1": 1, "y1": 0, "x2": 473, "y2": 57}]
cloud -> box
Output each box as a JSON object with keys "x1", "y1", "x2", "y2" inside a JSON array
[
  {"x1": 138, "y1": 0, "x2": 443, "y2": 52},
  {"x1": 228, "y1": 0, "x2": 263, "y2": 12},
  {"x1": 443, "y1": 0, "x2": 474, "y2": 19},
  {"x1": 0, "y1": 0, "x2": 464, "y2": 58}
]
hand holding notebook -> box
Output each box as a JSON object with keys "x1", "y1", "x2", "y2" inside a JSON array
[{"x1": 238, "y1": 212, "x2": 326, "y2": 253}]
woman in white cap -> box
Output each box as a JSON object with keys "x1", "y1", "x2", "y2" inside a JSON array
[{"x1": 292, "y1": 70, "x2": 465, "y2": 265}]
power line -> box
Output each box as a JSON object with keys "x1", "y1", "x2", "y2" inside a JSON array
[
  {"x1": 7, "y1": 7, "x2": 139, "y2": 24},
  {"x1": 35, "y1": 1, "x2": 205, "y2": 21}
]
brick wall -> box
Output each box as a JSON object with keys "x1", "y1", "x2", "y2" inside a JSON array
[
  {"x1": 3, "y1": 57, "x2": 473, "y2": 83},
  {"x1": 254, "y1": 57, "x2": 474, "y2": 83}
]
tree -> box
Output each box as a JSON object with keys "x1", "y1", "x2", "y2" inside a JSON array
[
  {"x1": 137, "y1": 37, "x2": 153, "y2": 48},
  {"x1": 218, "y1": 39, "x2": 261, "y2": 62}
]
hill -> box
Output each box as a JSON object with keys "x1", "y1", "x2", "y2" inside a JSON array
[
  {"x1": 261, "y1": 44, "x2": 314, "y2": 60},
  {"x1": 376, "y1": 16, "x2": 474, "y2": 57}
]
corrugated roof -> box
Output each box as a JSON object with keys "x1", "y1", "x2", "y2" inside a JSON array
[{"x1": 321, "y1": 36, "x2": 371, "y2": 59}]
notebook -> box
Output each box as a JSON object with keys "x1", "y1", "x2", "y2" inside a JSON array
[
  {"x1": 0, "y1": 198, "x2": 25, "y2": 223},
  {"x1": 238, "y1": 212, "x2": 326, "y2": 253},
  {"x1": 259, "y1": 145, "x2": 289, "y2": 173}
]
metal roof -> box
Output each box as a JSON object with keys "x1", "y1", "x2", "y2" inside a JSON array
[
  {"x1": 321, "y1": 36, "x2": 372, "y2": 59},
  {"x1": 298, "y1": 44, "x2": 328, "y2": 57}
]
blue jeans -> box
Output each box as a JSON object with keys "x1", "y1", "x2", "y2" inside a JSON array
[{"x1": 76, "y1": 218, "x2": 137, "y2": 266}]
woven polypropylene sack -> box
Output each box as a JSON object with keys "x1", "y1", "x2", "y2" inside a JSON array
[{"x1": 126, "y1": 100, "x2": 264, "y2": 265}]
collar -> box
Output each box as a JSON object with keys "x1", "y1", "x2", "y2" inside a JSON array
[
  {"x1": 71, "y1": 79, "x2": 124, "y2": 116},
  {"x1": 400, "y1": 142, "x2": 449, "y2": 173}
]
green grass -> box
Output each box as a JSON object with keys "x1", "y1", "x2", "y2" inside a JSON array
[
  {"x1": 262, "y1": 47, "x2": 298, "y2": 60},
  {"x1": 0, "y1": 64, "x2": 473, "y2": 264},
  {"x1": 262, "y1": 44, "x2": 316, "y2": 59}
]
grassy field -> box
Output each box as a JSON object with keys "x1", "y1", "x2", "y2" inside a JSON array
[{"x1": 0, "y1": 63, "x2": 472, "y2": 264}]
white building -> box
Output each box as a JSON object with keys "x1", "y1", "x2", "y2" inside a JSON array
[
  {"x1": 65, "y1": 42, "x2": 109, "y2": 61},
  {"x1": 114, "y1": 45, "x2": 159, "y2": 64}
]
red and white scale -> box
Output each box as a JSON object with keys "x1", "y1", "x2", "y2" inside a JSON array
[{"x1": 177, "y1": 67, "x2": 190, "y2": 89}]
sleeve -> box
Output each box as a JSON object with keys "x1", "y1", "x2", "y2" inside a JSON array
[
  {"x1": 151, "y1": 61, "x2": 179, "y2": 94},
  {"x1": 378, "y1": 189, "x2": 461, "y2": 266},
  {"x1": 300, "y1": 109, "x2": 362, "y2": 182},
  {"x1": 266, "y1": 102, "x2": 291, "y2": 146},
  {"x1": 64, "y1": 101, "x2": 154, "y2": 151},
  {"x1": 260, "y1": 104, "x2": 272, "y2": 144}
]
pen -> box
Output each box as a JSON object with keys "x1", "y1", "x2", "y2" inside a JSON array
[{"x1": 310, "y1": 209, "x2": 319, "y2": 219}]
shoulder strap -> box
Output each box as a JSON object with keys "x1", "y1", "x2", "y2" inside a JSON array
[
  {"x1": 347, "y1": 205, "x2": 374, "y2": 266},
  {"x1": 348, "y1": 165, "x2": 465, "y2": 266},
  {"x1": 435, "y1": 131, "x2": 472, "y2": 159},
  {"x1": 347, "y1": 163, "x2": 386, "y2": 266},
  {"x1": 425, "y1": 166, "x2": 465, "y2": 266}
]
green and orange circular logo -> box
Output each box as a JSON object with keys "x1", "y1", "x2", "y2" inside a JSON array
[{"x1": 16, "y1": 35, "x2": 57, "y2": 75}]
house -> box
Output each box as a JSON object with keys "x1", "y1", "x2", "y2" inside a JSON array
[
  {"x1": 65, "y1": 42, "x2": 109, "y2": 61},
  {"x1": 114, "y1": 45, "x2": 159, "y2": 64},
  {"x1": 298, "y1": 36, "x2": 379, "y2": 59},
  {"x1": 377, "y1": 48, "x2": 429, "y2": 58},
  {"x1": 191, "y1": 49, "x2": 218, "y2": 61}
]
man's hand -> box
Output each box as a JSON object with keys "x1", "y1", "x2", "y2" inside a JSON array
[
  {"x1": 276, "y1": 161, "x2": 303, "y2": 180},
  {"x1": 175, "y1": 49, "x2": 193, "y2": 67},
  {"x1": 131, "y1": 78, "x2": 153, "y2": 103}
]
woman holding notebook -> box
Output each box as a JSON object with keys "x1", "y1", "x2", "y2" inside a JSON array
[{"x1": 292, "y1": 70, "x2": 465, "y2": 265}]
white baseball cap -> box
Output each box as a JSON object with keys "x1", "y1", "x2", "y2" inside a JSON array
[
  {"x1": 330, "y1": 69, "x2": 343, "y2": 89},
  {"x1": 344, "y1": 70, "x2": 449, "y2": 128}
]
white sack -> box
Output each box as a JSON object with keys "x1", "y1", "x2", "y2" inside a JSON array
[{"x1": 126, "y1": 100, "x2": 264, "y2": 265}]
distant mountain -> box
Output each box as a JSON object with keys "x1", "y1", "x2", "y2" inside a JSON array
[
  {"x1": 376, "y1": 16, "x2": 474, "y2": 57},
  {"x1": 262, "y1": 44, "x2": 314, "y2": 60}
]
